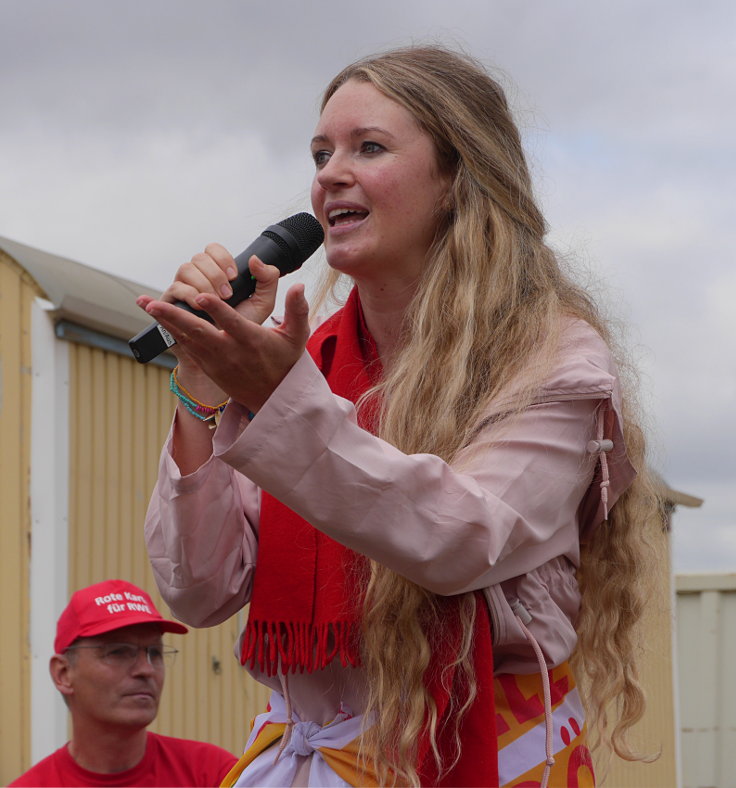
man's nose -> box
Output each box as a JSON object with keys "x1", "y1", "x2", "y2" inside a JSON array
[{"x1": 130, "y1": 646, "x2": 158, "y2": 673}]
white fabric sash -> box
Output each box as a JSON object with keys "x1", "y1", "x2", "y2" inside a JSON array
[{"x1": 234, "y1": 691, "x2": 366, "y2": 787}]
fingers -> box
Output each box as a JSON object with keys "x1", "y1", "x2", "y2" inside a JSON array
[
  {"x1": 159, "y1": 244, "x2": 283, "y2": 326},
  {"x1": 204, "y1": 242, "x2": 238, "y2": 280},
  {"x1": 280, "y1": 284, "x2": 311, "y2": 347},
  {"x1": 136, "y1": 294, "x2": 155, "y2": 311},
  {"x1": 249, "y1": 256, "x2": 280, "y2": 287},
  {"x1": 201, "y1": 242, "x2": 238, "y2": 297},
  {"x1": 150, "y1": 294, "x2": 261, "y2": 369},
  {"x1": 190, "y1": 293, "x2": 252, "y2": 338},
  {"x1": 162, "y1": 243, "x2": 239, "y2": 309},
  {"x1": 191, "y1": 283, "x2": 309, "y2": 348},
  {"x1": 142, "y1": 288, "x2": 311, "y2": 413},
  {"x1": 237, "y1": 256, "x2": 281, "y2": 324},
  {"x1": 143, "y1": 298, "x2": 221, "y2": 351},
  {"x1": 141, "y1": 296, "x2": 244, "y2": 390}
]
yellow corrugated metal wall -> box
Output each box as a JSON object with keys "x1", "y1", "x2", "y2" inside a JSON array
[
  {"x1": 67, "y1": 343, "x2": 269, "y2": 757},
  {"x1": 0, "y1": 255, "x2": 36, "y2": 785},
  {"x1": 597, "y1": 528, "x2": 678, "y2": 787}
]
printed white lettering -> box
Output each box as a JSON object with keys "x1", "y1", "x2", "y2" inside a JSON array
[
  {"x1": 157, "y1": 325, "x2": 176, "y2": 348},
  {"x1": 95, "y1": 593, "x2": 123, "y2": 605},
  {"x1": 126, "y1": 602, "x2": 152, "y2": 613}
]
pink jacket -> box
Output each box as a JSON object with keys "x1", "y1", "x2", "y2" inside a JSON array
[{"x1": 145, "y1": 318, "x2": 634, "y2": 701}]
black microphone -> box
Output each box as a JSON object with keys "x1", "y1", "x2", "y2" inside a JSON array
[{"x1": 129, "y1": 212, "x2": 324, "y2": 364}]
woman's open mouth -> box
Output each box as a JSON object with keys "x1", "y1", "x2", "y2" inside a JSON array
[{"x1": 328, "y1": 207, "x2": 369, "y2": 227}]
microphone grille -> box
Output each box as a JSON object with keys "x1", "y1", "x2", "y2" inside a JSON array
[{"x1": 276, "y1": 213, "x2": 324, "y2": 258}]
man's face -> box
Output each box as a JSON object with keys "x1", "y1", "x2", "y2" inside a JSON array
[{"x1": 54, "y1": 623, "x2": 166, "y2": 731}]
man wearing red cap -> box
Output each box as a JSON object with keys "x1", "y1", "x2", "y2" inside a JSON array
[{"x1": 10, "y1": 579, "x2": 238, "y2": 787}]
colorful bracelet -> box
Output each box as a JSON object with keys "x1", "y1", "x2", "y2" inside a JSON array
[{"x1": 169, "y1": 368, "x2": 229, "y2": 427}]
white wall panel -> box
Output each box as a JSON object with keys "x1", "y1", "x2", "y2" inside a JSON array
[{"x1": 676, "y1": 574, "x2": 736, "y2": 788}]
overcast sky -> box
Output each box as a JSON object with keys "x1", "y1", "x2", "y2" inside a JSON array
[{"x1": 1, "y1": 0, "x2": 733, "y2": 573}]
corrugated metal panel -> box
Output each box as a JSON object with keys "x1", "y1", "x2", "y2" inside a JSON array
[
  {"x1": 67, "y1": 344, "x2": 269, "y2": 757},
  {"x1": 676, "y1": 573, "x2": 736, "y2": 788},
  {"x1": 599, "y1": 532, "x2": 679, "y2": 788},
  {"x1": 0, "y1": 255, "x2": 36, "y2": 784}
]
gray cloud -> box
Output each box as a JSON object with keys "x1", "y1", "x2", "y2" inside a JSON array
[{"x1": 1, "y1": 0, "x2": 732, "y2": 572}]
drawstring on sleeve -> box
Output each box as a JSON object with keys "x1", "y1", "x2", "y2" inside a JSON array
[{"x1": 587, "y1": 410, "x2": 614, "y2": 521}]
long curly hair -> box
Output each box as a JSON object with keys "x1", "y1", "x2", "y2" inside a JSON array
[{"x1": 314, "y1": 44, "x2": 661, "y2": 785}]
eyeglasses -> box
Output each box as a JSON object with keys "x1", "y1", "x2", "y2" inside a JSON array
[{"x1": 64, "y1": 643, "x2": 178, "y2": 669}]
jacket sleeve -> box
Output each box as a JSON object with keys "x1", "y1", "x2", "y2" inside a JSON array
[
  {"x1": 212, "y1": 351, "x2": 606, "y2": 596},
  {"x1": 144, "y1": 417, "x2": 261, "y2": 627}
]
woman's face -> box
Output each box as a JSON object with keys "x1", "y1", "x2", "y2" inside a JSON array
[{"x1": 310, "y1": 79, "x2": 450, "y2": 287}]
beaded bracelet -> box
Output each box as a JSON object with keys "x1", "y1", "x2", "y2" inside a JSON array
[{"x1": 169, "y1": 367, "x2": 229, "y2": 428}]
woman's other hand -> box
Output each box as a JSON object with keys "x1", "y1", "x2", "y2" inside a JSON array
[
  {"x1": 136, "y1": 246, "x2": 283, "y2": 401},
  {"x1": 139, "y1": 282, "x2": 311, "y2": 414}
]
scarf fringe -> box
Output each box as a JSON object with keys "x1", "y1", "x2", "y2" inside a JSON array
[{"x1": 241, "y1": 619, "x2": 362, "y2": 675}]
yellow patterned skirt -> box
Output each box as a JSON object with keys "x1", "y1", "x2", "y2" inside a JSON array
[
  {"x1": 496, "y1": 662, "x2": 595, "y2": 787},
  {"x1": 224, "y1": 662, "x2": 593, "y2": 787}
]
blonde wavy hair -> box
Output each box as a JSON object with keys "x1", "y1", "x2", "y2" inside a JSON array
[{"x1": 314, "y1": 45, "x2": 662, "y2": 785}]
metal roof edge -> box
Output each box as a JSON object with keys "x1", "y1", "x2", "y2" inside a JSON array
[{"x1": 0, "y1": 234, "x2": 161, "y2": 341}]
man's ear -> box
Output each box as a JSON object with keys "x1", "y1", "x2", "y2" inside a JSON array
[{"x1": 50, "y1": 654, "x2": 75, "y2": 699}]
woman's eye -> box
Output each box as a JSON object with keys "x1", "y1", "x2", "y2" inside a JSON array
[
  {"x1": 312, "y1": 150, "x2": 331, "y2": 167},
  {"x1": 361, "y1": 141, "x2": 383, "y2": 154}
]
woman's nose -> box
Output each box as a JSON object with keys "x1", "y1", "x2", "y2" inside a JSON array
[{"x1": 316, "y1": 150, "x2": 354, "y2": 190}]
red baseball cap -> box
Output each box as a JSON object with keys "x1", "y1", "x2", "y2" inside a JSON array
[{"x1": 55, "y1": 579, "x2": 188, "y2": 654}]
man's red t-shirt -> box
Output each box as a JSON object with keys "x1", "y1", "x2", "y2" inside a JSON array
[{"x1": 9, "y1": 731, "x2": 238, "y2": 787}]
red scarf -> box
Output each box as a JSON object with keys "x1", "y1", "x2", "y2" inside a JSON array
[
  {"x1": 241, "y1": 288, "x2": 377, "y2": 675},
  {"x1": 241, "y1": 287, "x2": 498, "y2": 785}
]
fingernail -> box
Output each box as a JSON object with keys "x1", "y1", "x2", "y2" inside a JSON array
[
  {"x1": 227, "y1": 267, "x2": 237, "y2": 279},
  {"x1": 220, "y1": 284, "x2": 232, "y2": 298}
]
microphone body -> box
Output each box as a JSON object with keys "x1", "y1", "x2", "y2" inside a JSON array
[{"x1": 129, "y1": 213, "x2": 324, "y2": 364}]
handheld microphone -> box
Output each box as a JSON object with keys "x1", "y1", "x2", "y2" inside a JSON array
[{"x1": 129, "y1": 212, "x2": 324, "y2": 364}]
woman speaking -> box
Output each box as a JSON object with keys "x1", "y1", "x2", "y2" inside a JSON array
[{"x1": 140, "y1": 45, "x2": 659, "y2": 787}]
